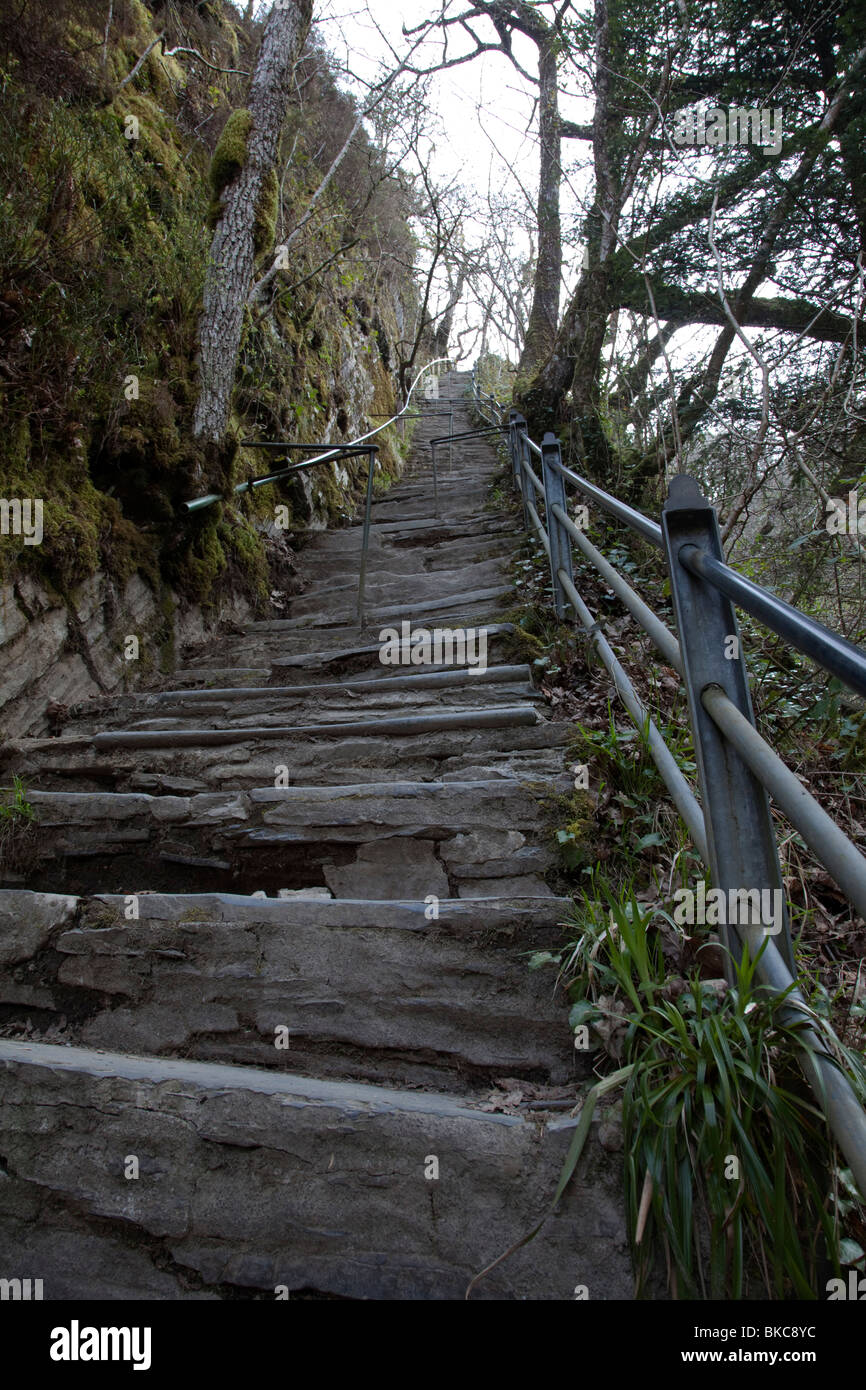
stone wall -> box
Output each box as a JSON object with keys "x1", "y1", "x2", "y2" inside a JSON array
[{"x1": 0, "y1": 573, "x2": 252, "y2": 739}]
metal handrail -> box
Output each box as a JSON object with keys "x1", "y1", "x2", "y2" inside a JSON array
[
  {"x1": 470, "y1": 365, "x2": 506, "y2": 427},
  {"x1": 483, "y1": 379, "x2": 866, "y2": 1195},
  {"x1": 680, "y1": 544, "x2": 866, "y2": 698},
  {"x1": 181, "y1": 357, "x2": 453, "y2": 623},
  {"x1": 183, "y1": 357, "x2": 453, "y2": 515}
]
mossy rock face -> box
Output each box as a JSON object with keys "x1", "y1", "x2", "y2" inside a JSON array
[
  {"x1": 210, "y1": 108, "x2": 252, "y2": 202},
  {"x1": 0, "y1": 418, "x2": 156, "y2": 595},
  {"x1": 117, "y1": 91, "x2": 187, "y2": 181},
  {"x1": 167, "y1": 517, "x2": 228, "y2": 607},
  {"x1": 0, "y1": 0, "x2": 419, "y2": 628}
]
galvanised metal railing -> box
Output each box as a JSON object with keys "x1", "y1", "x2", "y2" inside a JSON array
[
  {"x1": 471, "y1": 370, "x2": 866, "y2": 1197},
  {"x1": 182, "y1": 357, "x2": 454, "y2": 624}
]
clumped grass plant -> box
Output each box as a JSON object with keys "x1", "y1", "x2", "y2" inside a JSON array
[
  {"x1": 0, "y1": 775, "x2": 39, "y2": 877},
  {"x1": 558, "y1": 876, "x2": 866, "y2": 1300}
]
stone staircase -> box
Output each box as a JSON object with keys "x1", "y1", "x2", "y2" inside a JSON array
[{"x1": 0, "y1": 372, "x2": 633, "y2": 1300}]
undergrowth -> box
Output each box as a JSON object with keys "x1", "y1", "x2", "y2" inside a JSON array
[
  {"x1": 494, "y1": 447, "x2": 866, "y2": 1299},
  {"x1": 556, "y1": 881, "x2": 866, "y2": 1299}
]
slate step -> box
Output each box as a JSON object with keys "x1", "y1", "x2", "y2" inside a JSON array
[
  {"x1": 0, "y1": 889, "x2": 576, "y2": 1089},
  {"x1": 343, "y1": 515, "x2": 512, "y2": 539},
  {"x1": 14, "y1": 779, "x2": 565, "y2": 848},
  {"x1": 299, "y1": 534, "x2": 514, "y2": 573},
  {"x1": 174, "y1": 624, "x2": 517, "y2": 680},
  {"x1": 156, "y1": 663, "x2": 535, "y2": 701},
  {"x1": 1, "y1": 720, "x2": 573, "y2": 793},
  {"x1": 56, "y1": 667, "x2": 541, "y2": 735},
  {"x1": 238, "y1": 623, "x2": 518, "y2": 670},
  {"x1": 89, "y1": 704, "x2": 540, "y2": 750},
  {"x1": 247, "y1": 585, "x2": 514, "y2": 631},
  {"x1": 287, "y1": 560, "x2": 509, "y2": 618},
  {"x1": 0, "y1": 1040, "x2": 633, "y2": 1300},
  {"x1": 3, "y1": 779, "x2": 567, "y2": 900}
]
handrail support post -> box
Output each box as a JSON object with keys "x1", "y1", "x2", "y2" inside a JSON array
[
  {"x1": 357, "y1": 446, "x2": 376, "y2": 629},
  {"x1": 431, "y1": 441, "x2": 440, "y2": 518},
  {"x1": 661, "y1": 474, "x2": 795, "y2": 979},
  {"x1": 541, "y1": 432, "x2": 574, "y2": 620}
]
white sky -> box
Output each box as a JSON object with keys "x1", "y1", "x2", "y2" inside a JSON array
[{"x1": 311, "y1": 0, "x2": 564, "y2": 360}]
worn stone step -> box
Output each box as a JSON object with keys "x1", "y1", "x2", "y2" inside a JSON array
[
  {"x1": 173, "y1": 624, "x2": 516, "y2": 679},
  {"x1": 257, "y1": 624, "x2": 517, "y2": 669},
  {"x1": 3, "y1": 779, "x2": 568, "y2": 902},
  {"x1": 155, "y1": 664, "x2": 535, "y2": 703},
  {"x1": 17, "y1": 778, "x2": 564, "y2": 844},
  {"x1": 2, "y1": 720, "x2": 573, "y2": 793},
  {"x1": 103, "y1": 689, "x2": 540, "y2": 733},
  {"x1": 288, "y1": 559, "x2": 510, "y2": 615},
  {"x1": 0, "y1": 890, "x2": 575, "y2": 1088},
  {"x1": 367, "y1": 496, "x2": 497, "y2": 525},
  {"x1": 89, "y1": 703, "x2": 539, "y2": 751},
  {"x1": 0, "y1": 1039, "x2": 632, "y2": 1299},
  {"x1": 244, "y1": 585, "x2": 514, "y2": 634},
  {"x1": 300, "y1": 534, "x2": 514, "y2": 573},
  {"x1": 343, "y1": 515, "x2": 512, "y2": 539},
  {"x1": 58, "y1": 667, "x2": 541, "y2": 734},
  {"x1": 0, "y1": 888, "x2": 570, "y2": 946}
]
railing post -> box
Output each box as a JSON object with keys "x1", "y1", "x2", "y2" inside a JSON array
[
  {"x1": 357, "y1": 446, "x2": 377, "y2": 629},
  {"x1": 431, "y1": 440, "x2": 440, "y2": 518},
  {"x1": 541, "y1": 432, "x2": 574, "y2": 621},
  {"x1": 662, "y1": 474, "x2": 794, "y2": 978},
  {"x1": 508, "y1": 412, "x2": 530, "y2": 532},
  {"x1": 508, "y1": 410, "x2": 521, "y2": 492}
]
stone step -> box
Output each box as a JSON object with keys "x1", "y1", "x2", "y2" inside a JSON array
[
  {"x1": 286, "y1": 560, "x2": 510, "y2": 619},
  {"x1": 0, "y1": 890, "x2": 575, "y2": 1089},
  {"x1": 300, "y1": 533, "x2": 514, "y2": 571},
  {"x1": 244, "y1": 585, "x2": 514, "y2": 634},
  {"x1": 2, "y1": 720, "x2": 573, "y2": 793},
  {"x1": 0, "y1": 1039, "x2": 632, "y2": 1299},
  {"x1": 343, "y1": 515, "x2": 512, "y2": 539},
  {"x1": 155, "y1": 663, "x2": 534, "y2": 702},
  {"x1": 16, "y1": 778, "x2": 565, "y2": 848},
  {"x1": 92, "y1": 688, "x2": 540, "y2": 733},
  {"x1": 89, "y1": 703, "x2": 539, "y2": 751},
  {"x1": 0, "y1": 887, "x2": 570, "y2": 944},
  {"x1": 4, "y1": 778, "x2": 568, "y2": 900},
  {"x1": 243, "y1": 623, "x2": 519, "y2": 668},
  {"x1": 176, "y1": 624, "x2": 516, "y2": 679},
  {"x1": 59, "y1": 667, "x2": 541, "y2": 734},
  {"x1": 366, "y1": 496, "x2": 498, "y2": 525},
  {"x1": 164, "y1": 667, "x2": 271, "y2": 687}
]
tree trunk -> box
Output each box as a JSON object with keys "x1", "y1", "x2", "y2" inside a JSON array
[
  {"x1": 193, "y1": 0, "x2": 313, "y2": 447},
  {"x1": 517, "y1": 0, "x2": 617, "y2": 471},
  {"x1": 432, "y1": 270, "x2": 466, "y2": 359},
  {"x1": 515, "y1": 36, "x2": 561, "y2": 386}
]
